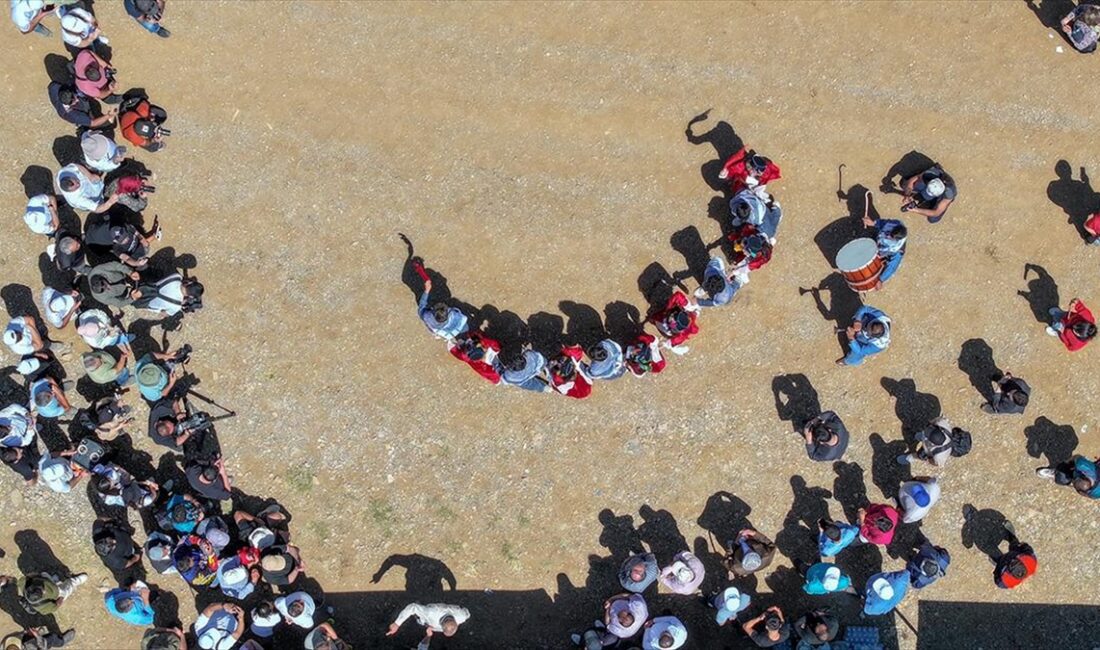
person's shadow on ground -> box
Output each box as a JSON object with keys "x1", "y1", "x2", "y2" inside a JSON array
[
  {"x1": 685, "y1": 109, "x2": 742, "y2": 193},
  {"x1": 771, "y1": 373, "x2": 822, "y2": 433},
  {"x1": 881, "y1": 151, "x2": 936, "y2": 195},
  {"x1": 1027, "y1": 0, "x2": 1086, "y2": 43},
  {"x1": 958, "y1": 338, "x2": 1002, "y2": 404},
  {"x1": 370, "y1": 553, "x2": 457, "y2": 597},
  {"x1": 1024, "y1": 416, "x2": 1079, "y2": 468},
  {"x1": 880, "y1": 377, "x2": 942, "y2": 443},
  {"x1": 961, "y1": 505, "x2": 1013, "y2": 561},
  {"x1": 1046, "y1": 160, "x2": 1099, "y2": 241},
  {"x1": 831, "y1": 461, "x2": 869, "y2": 524},
  {"x1": 774, "y1": 476, "x2": 833, "y2": 567},
  {"x1": 637, "y1": 505, "x2": 689, "y2": 561},
  {"x1": 1017, "y1": 263, "x2": 1060, "y2": 324}
]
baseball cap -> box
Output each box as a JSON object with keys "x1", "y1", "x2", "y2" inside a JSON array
[
  {"x1": 247, "y1": 527, "x2": 276, "y2": 550},
  {"x1": 911, "y1": 485, "x2": 930, "y2": 507},
  {"x1": 672, "y1": 561, "x2": 694, "y2": 583},
  {"x1": 822, "y1": 565, "x2": 842, "y2": 591},
  {"x1": 147, "y1": 542, "x2": 169, "y2": 562},
  {"x1": 59, "y1": 12, "x2": 90, "y2": 36},
  {"x1": 740, "y1": 550, "x2": 762, "y2": 571},
  {"x1": 872, "y1": 577, "x2": 894, "y2": 600},
  {"x1": 924, "y1": 178, "x2": 946, "y2": 198},
  {"x1": 2, "y1": 328, "x2": 20, "y2": 346}
]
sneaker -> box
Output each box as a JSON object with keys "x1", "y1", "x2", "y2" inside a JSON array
[
  {"x1": 1045, "y1": 326, "x2": 1059, "y2": 336},
  {"x1": 156, "y1": 27, "x2": 171, "y2": 38},
  {"x1": 1036, "y1": 467, "x2": 1056, "y2": 480},
  {"x1": 895, "y1": 454, "x2": 911, "y2": 465},
  {"x1": 61, "y1": 629, "x2": 76, "y2": 644},
  {"x1": 71, "y1": 573, "x2": 88, "y2": 586}
]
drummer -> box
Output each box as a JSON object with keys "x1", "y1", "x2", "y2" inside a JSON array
[
  {"x1": 901, "y1": 165, "x2": 957, "y2": 223},
  {"x1": 836, "y1": 305, "x2": 891, "y2": 366},
  {"x1": 861, "y1": 213, "x2": 907, "y2": 289}
]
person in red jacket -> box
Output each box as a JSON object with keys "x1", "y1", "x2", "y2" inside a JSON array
[
  {"x1": 857, "y1": 503, "x2": 899, "y2": 546},
  {"x1": 546, "y1": 345, "x2": 592, "y2": 399},
  {"x1": 624, "y1": 334, "x2": 666, "y2": 378},
  {"x1": 1046, "y1": 298, "x2": 1096, "y2": 351},
  {"x1": 718, "y1": 147, "x2": 781, "y2": 197},
  {"x1": 992, "y1": 521, "x2": 1037, "y2": 589},
  {"x1": 447, "y1": 331, "x2": 501, "y2": 384},
  {"x1": 648, "y1": 292, "x2": 700, "y2": 355},
  {"x1": 728, "y1": 224, "x2": 773, "y2": 272}
]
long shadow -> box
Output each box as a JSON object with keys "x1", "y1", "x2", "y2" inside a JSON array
[
  {"x1": 481, "y1": 308, "x2": 528, "y2": 361},
  {"x1": 51, "y1": 135, "x2": 83, "y2": 167},
  {"x1": 831, "y1": 461, "x2": 868, "y2": 524},
  {"x1": 880, "y1": 378, "x2": 941, "y2": 443},
  {"x1": 527, "y1": 311, "x2": 565, "y2": 358},
  {"x1": 868, "y1": 432, "x2": 910, "y2": 506},
  {"x1": 815, "y1": 184, "x2": 872, "y2": 267},
  {"x1": 602, "y1": 301, "x2": 642, "y2": 343},
  {"x1": 670, "y1": 225, "x2": 710, "y2": 285},
  {"x1": 918, "y1": 600, "x2": 1100, "y2": 649},
  {"x1": 1025, "y1": 0, "x2": 1078, "y2": 29},
  {"x1": 771, "y1": 373, "x2": 821, "y2": 432},
  {"x1": 1045, "y1": 160, "x2": 1099, "y2": 240},
  {"x1": 1018, "y1": 263, "x2": 1060, "y2": 324},
  {"x1": 774, "y1": 476, "x2": 832, "y2": 567},
  {"x1": 958, "y1": 339, "x2": 1001, "y2": 404},
  {"x1": 43, "y1": 53, "x2": 73, "y2": 85},
  {"x1": 1024, "y1": 416, "x2": 1078, "y2": 467},
  {"x1": 880, "y1": 150, "x2": 936, "y2": 195},
  {"x1": 802, "y1": 273, "x2": 863, "y2": 354},
  {"x1": 636, "y1": 505, "x2": 688, "y2": 561},
  {"x1": 14, "y1": 530, "x2": 72, "y2": 581},
  {"x1": 696, "y1": 491, "x2": 754, "y2": 550},
  {"x1": 370, "y1": 554, "x2": 457, "y2": 597},
  {"x1": 20, "y1": 165, "x2": 54, "y2": 199},
  {"x1": 636, "y1": 262, "x2": 682, "y2": 318},
  {"x1": 703, "y1": 194, "x2": 736, "y2": 259},
  {"x1": 685, "y1": 109, "x2": 742, "y2": 193},
  {"x1": 960, "y1": 505, "x2": 1012, "y2": 561},
  {"x1": 596, "y1": 508, "x2": 641, "y2": 560},
  {"x1": 1, "y1": 284, "x2": 43, "y2": 324},
  {"x1": 559, "y1": 301, "x2": 608, "y2": 350}
]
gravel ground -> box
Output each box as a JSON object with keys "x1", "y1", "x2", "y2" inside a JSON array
[{"x1": 0, "y1": 1, "x2": 1098, "y2": 649}]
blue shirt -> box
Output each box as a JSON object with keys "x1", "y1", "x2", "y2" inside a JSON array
[
  {"x1": 584, "y1": 340, "x2": 626, "y2": 380},
  {"x1": 135, "y1": 354, "x2": 169, "y2": 402},
  {"x1": 418, "y1": 291, "x2": 468, "y2": 340},
  {"x1": 874, "y1": 219, "x2": 907, "y2": 256},
  {"x1": 803, "y1": 562, "x2": 852, "y2": 595},
  {"x1": 104, "y1": 589, "x2": 154, "y2": 626},
  {"x1": 819, "y1": 522, "x2": 859, "y2": 557},
  {"x1": 619, "y1": 553, "x2": 658, "y2": 593},
  {"x1": 863, "y1": 571, "x2": 909, "y2": 615},
  {"x1": 697, "y1": 257, "x2": 739, "y2": 308},
  {"x1": 29, "y1": 379, "x2": 63, "y2": 418},
  {"x1": 164, "y1": 494, "x2": 201, "y2": 533},
  {"x1": 906, "y1": 542, "x2": 950, "y2": 589},
  {"x1": 1073, "y1": 456, "x2": 1100, "y2": 499},
  {"x1": 854, "y1": 306, "x2": 891, "y2": 349}
]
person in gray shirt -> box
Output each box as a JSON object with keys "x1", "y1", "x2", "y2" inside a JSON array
[
  {"x1": 583, "y1": 340, "x2": 625, "y2": 380},
  {"x1": 981, "y1": 372, "x2": 1030, "y2": 415},
  {"x1": 494, "y1": 349, "x2": 550, "y2": 393}
]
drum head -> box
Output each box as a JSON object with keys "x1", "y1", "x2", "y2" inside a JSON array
[{"x1": 836, "y1": 238, "x2": 878, "y2": 271}]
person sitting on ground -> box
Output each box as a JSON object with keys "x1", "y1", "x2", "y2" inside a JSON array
[
  {"x1": 801, "y1": 410, "x2": 849, "y2": 462},
  {"x1": 148, "y1": 396, "x2": 193, "y2": 451},
  {"x1": 132, "y1": 273, "x2": 203, "y2": 317},
  {"x1": 817, "y1": 517, "x2": 860, "y2": 557},
  {"x1": 104, "y1": 580, "x2": 154, "y2": 627},
  {"x1": 693, "y1": 256, "x2": 742, "y2": 308},
  {"x1": 1046, "y1": 298, "x2": 1096, "y2": 351},
  {"x1": 73, "y1": 48, "x2": 118, "y2": 102},
  {"x1": 858, "y1": 502, "x2": 899, "y2": 545},
  {"x1": 658, "y1": 551, "x2": 705, "y2": 595},
  {"x1": 11, "y1": 0, "x2": 56, "y2": 36},
  {"x1": 23, "y1": 194, "x2": 58, "y2": 236},
  {"x1": 724, "y1": 528, "x2": 776, "y2": 578},
  {"x1": 793, "y1": 608, "x2": 839, "y2": 647},
  {"x1": 162, "y1": 491, "x2": 205, "y2": 534},
  {"x1": 91, "y1": 463, "x2": 155, "y2": 509},
  {"x1": 124, "y1": 0, "x2": 170, "y2": 37},
  {"x1": 1, "y1": 626, "x2": 77, "y2": 650},
  {"x1": 193, "y1": 602, "x2": 244, "y2": 650},
  {"x1": 275, "y1": 591, "x2": 316, "y2": 629},
  {"x1": 144, "y1": 531, "x2": 177, "y2": 577},
  {"x1": 37, "y1": 449, "x2": 85, "y2": 493},
  {"x1": 386, "y1": 602, "x2": 471, "y2": 644},
  {"x1": 719, "y1": 147, "x2": 781, "y2": 198},
  {"x1": 582, "y1": 339, "x2": 626, "y2": 380},
  {"x1": 135, "y1": 346, "x2": 188, "y2": 402},
  {"x1": 547, "y1": 345, "x2": 593, "y2": 399},
  {"x1": 800, "y1": 562, "x2": 854, "y2": 596},
  {"x1": 493, "y1": 349, "x2": 550, "y2": 392},
  {"x1": 707, "y1": 585, "x2": 751, "y2": 626},
  {"x1": 901, "y1": 165, "x2": 957, "y2": 222},
  {"x1": 54, "y1": 163, "x2": 116, "y2": 213},
  {"x1": 624, "y1": 333, "x2": 666, "y2": 377},
  {"x1": 619, "y1": 552, "x2": 658, "y2": 593},
  {"x1": 186, "y1": 456, "x2": 233, "y2": 502},
  {"x1": 88, "y1": 261, "x2": 140, "y2": 307},
  {"x1": 40, "y1": 287, "x2": 80, "y2": 331},
  {"x1": 741, "y1": 606, "x2": 789, "y2": 648},
  {"x1": 1036, "y1": 454, "x2": 1100, "y2": 499},
  {"x1": 76, "y1": 309, "x2": 132, "y2": 350},
  {"x1": 836, "y1": 305, "x2": 891, "y2": 366},
  {"x1": 897, "y1": 477, "x2": 941, "y2": 524},
  {"x1": 234, "y1": 505, "x2": 290, "y2": 550},
  {"x1": 416, "y1": 275, "x2": 467, "y2": 341},
  {"x1": 216, "y1": 556, "x2": 259, "y2": 601},
  {"x1": 863, "y1": 571, "x2": 910, "y2": 615},
  {"x1": 52, "y1": 232, "x2": 89, "y2": 275},
  {"x1": 897, "y1": 416, "x2": 966, "y2": 467},
  {"x1": 58, "y1": 5, "x2": 105, "y2": 48},
  {"x1": 641, "y1": 615, "x2": 687, "y2": 650},
  {"x1": 906, "y1": 539, "x2": 950, "y2": 589},
  {"x1": 648, "y1": 291, "x2": 700, "y2": 355},
  {"x1": 982, "y1": 371, "x2": 1030, "y2": 414},
  {"x1": 4, "y1": 316, "x2": 56, "y2": 358},
  {"x1": 140, "y1": 627, "x2": 186, "y2": 650},
  {"x1": 260, "y1": 543, "x2": 305, "y2": 587},
  {"x1": 1, "y1": 444, "x2": 40, "y2": 487},
  {"x1": 0, "y1": 571, "x2": 88, "y2": 616},
  {"x1": 862, "y1": 212, "x2": 907, "y2": 288},
  {"x1": 249, "y1": 600, "x2": 282, "y2": 640},
  {"x1": 92, "y1": 517, "x2": 143, "y2": 571},
  {"x1": 446, "y1": 330, "x2": 502, "y2": 384},
  {"x1": 29, "y1": 376, "x2": 75, "y2": 419},
  {"x1": 0, "y1": 403, "x2": 38, "y2": 486},
  {"x1": 81, "y1": 131, "x2": 126, "y2": 173},
  {"x1": 173, "y1": 534, "x2": 219, "y2": 587},
  {"x1": 1062, "y1": 2, "x2": 1100, "y2": 52}
]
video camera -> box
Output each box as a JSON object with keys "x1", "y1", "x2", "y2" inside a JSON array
[
  {"x1": 177, "y1": 409, "x2": 214, "y2": 436},
  {"x1": 172, "y1": 344, "x2": 193, "y2": 365}
]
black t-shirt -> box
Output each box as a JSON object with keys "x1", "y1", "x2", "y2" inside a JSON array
[
  {"x1": 185, "y1": 462, "x2": 231, "y2": 501},
  {"x1": 749, "y1": 620, "x2": 791, "y2": 648},
  {"x1": 55, "y1": 231, "x2": 87, "y2": 272},
  {"x1": 795, "y1": 612, "x2": 839, "y2": 645},
  {"x1": 48, "y1": 82, "x2": 93, "y2": 127},
  {"x1": 2, "y1": 446, "x2": 39, "y2": 481},
  {"x1": 83, "y1": 220, "x2": 116, "y2": 247},
  {"x1": 93, "y1": 520, "x2": 136, "y2": 570},
  {"x1": 148, "y1": 399, "x2": 180, "y2": 450},
  {"x1": 806, "y1": 412, "x2": 850, "y2": 462}
]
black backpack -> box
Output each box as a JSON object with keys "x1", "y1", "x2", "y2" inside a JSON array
[{"x1": 950, "y1": 429, "x2": 972, "y2": 457}]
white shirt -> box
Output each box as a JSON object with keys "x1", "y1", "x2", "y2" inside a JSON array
[
  {"x1": 11, "y1": 0, "x2": 45, "y2": 33},
  {"x1": 898, "y1": 478, "x2": 941, "y2": 523},
  {"x1": 275, "y1": 592, "x2": 315, "y2": 628},
  {"x1": 0, "y1": 403, "x2": 34, "y2": 447},
  {"x1": 56, "y1": 164, "x2": 104, "y2": 212},
  {"x1": 41, "y1": 287, "x2": 76, "y2": 329},
  {"x1": 642, "y1": 616, "x2": 687, "y2": 650},
  {"x1": 81, "y1": 131, "x2": 121, "y2": 172},
  {"x1": 141, "y1": 275, "x2": 184, "y2": 315},
  {"x1": 4, "y1": 318, "x2": 35, "y2": 356},
  {"x1": 393, "y1": 603, "x2": 470, "y2": 632},
  {"x1": 38, "y1": 454, "x2": 74, "y2": 493},
  {"x1": 77, "y1": 309, "x2": 118, "y2": 349},
  {"x1": 58, "y1": 6, "x2": 94, "y2": 46},
  {"x1": 23, "y1": 194, "x2": 54, "y2": 235}
]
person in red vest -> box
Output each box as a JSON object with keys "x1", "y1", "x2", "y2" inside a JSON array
[
  {"x1": 857, "y1": 503, "x2": 899, "y2": 546},
  {"x1": 728, "y1": 224, "x2": 773, "y2": 273},
  {"x1": 624, "y1": 334, "x2": 666, "y2": 378},
  {"x1": 1046, "y1": 298, "x2": 1096, "y2": 351},
  {"x1": 648, "y1": 292, "x2": 700, "y2": 355},
  {"x1": 547, "y1": 345, "x2": 592, "y2": 399},
  {"x1": 718, "y1": 147, "x2": 781, "y2": 197},
  {"x1": 992, "y1": 521, "x2": 1037, "y2": 589},
  {"x1": 446, "y1": 331, "x2": 501, "y2": 385}
]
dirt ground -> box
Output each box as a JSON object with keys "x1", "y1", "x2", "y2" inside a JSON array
[{"x1": 1, "y1": 1, "x2": 1099, "y2": 648}]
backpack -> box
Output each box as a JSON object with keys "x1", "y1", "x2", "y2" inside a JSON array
[{"x1": 949, "y1": 429, "x2": 972, "y2": 457}]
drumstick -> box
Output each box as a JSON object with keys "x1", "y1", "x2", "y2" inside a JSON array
[
  {"x1": 863, "y1": 190, "x2": 872, "y2": 222},
  {"x1": 837, "y1": 163, "x2": 846, "y2": 198}
]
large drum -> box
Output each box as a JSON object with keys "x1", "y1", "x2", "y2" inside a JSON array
[{"x1": 835, "y1": 238, "x2": 884, "y2": 292}]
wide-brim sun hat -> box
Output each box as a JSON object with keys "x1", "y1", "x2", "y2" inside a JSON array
[{"x1": 137, "y1": 363, "x2": 167, "y2": 389}]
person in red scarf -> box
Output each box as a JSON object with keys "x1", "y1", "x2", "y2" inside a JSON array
[
  {"x1": 728, "y1": 224, "x2": 773, "y2": 273},
  {"x1": 648, "y1": 292, "x2": 700, "y2": 355},
  {"x1": 1046, "y1": 298, "x2": 1096, "y2": 351},
  {"x1": 446, "y1": 331, "x2": 502, "y2": 384},
  {"x1": 624, "y1": 334, "x2": 666, "y2": 378},
  {"x1": 718, "y1": 147, "x2": 781, "y2": 197},
  {"x1": 547, "y1": 345, "x2": 592, "y2": 399}
]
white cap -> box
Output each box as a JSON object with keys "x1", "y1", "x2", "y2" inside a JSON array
[
  {"x1": 721, "y1": 586, "x2": 743, "y2": 612},
  {"x1": 198, "y1": 629, "x2": 232, "y2": 650},
  {"x1": 872, "y1": 577, "x2": 894, "y2": 600},
  {"x1": 222, "y1": 566, "x2": 248, "y2": 585},
  {"x1": 924, "y1": 178, "x2": 946, "y2": 198},
  {"x1": 822, "y1": 566, "x2": 841, "y2": 591}
]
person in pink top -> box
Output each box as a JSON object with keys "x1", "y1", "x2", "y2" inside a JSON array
[
  {"x1": 658, "y1": 551, "x2": 705, "y2": 595},
  {"x1": 857, "y1": 503, "x2": 899, "y2": 545},
  {"x1": 73, "y1": 49, "x2": 119, "y2": 102}
]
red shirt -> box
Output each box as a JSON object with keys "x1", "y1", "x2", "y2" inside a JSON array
[
  {"x1": 859, "y1": 503, "x2": 899, "y2": 545},
  {"x1": 721, "y1": 147, "x2": 781, "y2": 194},
  {"x1": 448, "y1": 332, "x2": 501, "y2": 384},
  {"x1": 549, "y1": 345, "x2": 592, "y2": 399},
  {"x1": 625, "y1": 334, "x2": 666, "y2": 376},
  {"x1": 1059, "y1": 301, "x2": 1095, "y2": 352},
  {"x1": 994, "y1": 545, "x2": 1037, "y2": 589},
  {"x1": 1086, "y1": 212, "x2": 1100, "y2": 235},
  {"x1": 728, "y1": 224, "x2": 773, "y2": 270},
  {"x1": 648, "y1": 292, "x2": 699, "y2": 347}
]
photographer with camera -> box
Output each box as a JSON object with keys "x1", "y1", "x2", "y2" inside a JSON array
[
  {"x1": 132, "y1": 273, "x2": 204, "y2": 318},
  {"x1": 135, "y1": 344, "x2": 190, "y2": 403},
  {"x1": 87, "y1": 261, "x2": 140, "y2": 308},
  {"x1": 73, "y1": 48, "x2": 119, "y2": 103},
  {"x1": 185, "y1": 455, "x2": 232, "y2": 502},
  {"x1": 124, "y1": 0, "x2": 170, "y2": 38},
  {"x1": 120, "y1": 94, "x2": 170, "y2": 152}
]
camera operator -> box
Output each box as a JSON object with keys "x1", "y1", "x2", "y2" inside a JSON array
[
  {"x1": 73, "y1": 48, "x2": 120, "y2": 103},
  {"x1": 148, "y1": 394, "x2": 218, "y2": 459},
  {"x1": 135, "y1": 344, "x2": 190, "y2": 403},
  {"x1": 103, "y1": 172, "x2": 156, "y2": 215},
  {"x1": 120, "y1": 95, "x2": 169, "y2": 152}
]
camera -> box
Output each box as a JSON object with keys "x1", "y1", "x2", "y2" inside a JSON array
[
  {"x1": 178, "y1": 410, "x2": 214, "y2": 435},
  {"x1": 141, "y1": 185, "x2": 156, "y2": 194},
  {"x1": 173, "y1": 344, "x2": 193, "y2": 365}
]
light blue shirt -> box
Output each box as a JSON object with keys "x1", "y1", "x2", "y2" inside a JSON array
[
  {"x1": 418, "y1": 291, "x2": 468, "y2": 340},
  {"x1": 874, "y1": 219, "x2": 907, "y2": 256},
  {"x1": 697, "y1": 257, "x2": 739, "y2": 308},
  {"x1": 642, "y1": 616, "x2": 687, "y2": 650},
  {"x1": 818, "y1": 522, "x2": 859, "y2": 557},
  {"x1": 729, "y1": 188, "x2": 767, "y2": 226},
  {"x1": 104, "y1": 589, "x2": 154, "y2": 626},
  {"x1": 854, "y1": 306, "x2": 891, "y2": 350},
  {"x1": 494, "y1": 350, "x2": 550, "y2": 392},
  {"x1": 583, "y1": 340, "x2": 625, "y2": 380},
  {"x1": 863, "y1": 570, "x2": 909, "y2": 615},
  {"x1": 0, "y1": 403, "x2": 34, "y2": 447},
  {"x1": 29, "y1": 379, "x2": 63, "y2": 418}
]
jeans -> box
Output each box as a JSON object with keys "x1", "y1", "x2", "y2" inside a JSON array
[
  {"x1": 124, "y1": 0, "x2": 163, "y2": 33},
  {"x1": 1049, "y1": 307, "x2": 1066, "y2": 331}
]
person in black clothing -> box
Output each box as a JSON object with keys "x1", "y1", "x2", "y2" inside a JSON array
[
  {"x1": 801, "y1": 411, "x2": 849, "y2": 461},
  {"x1": 981, "y1": 371, "x2": 1030, "y2": 414},
  {"x1": 793, "y1": 608, "x2": 839, "y2": 646},
  {"x1": 54, "y1": 232, "x2": 89, "y2": 275},
  {"x1": 92, "y1": 517, "x2": 142, "y2": 572},
  {"x1": 185, "y1": 456, "x2": 232, "y2": 502},
  {"x1": 742, "y1": 606, "x2": 790, "y2": 648},
  {"x1": 0, "y1": 445, "x2": 40, "y2": 486},
  {"x1": 48, "y1": 81, "x2": 116, "y2": 129}
]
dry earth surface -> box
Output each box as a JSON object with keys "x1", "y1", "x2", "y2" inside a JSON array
[{"x1": 0, "y1": 1, "x2": 1099, "y2": 648}]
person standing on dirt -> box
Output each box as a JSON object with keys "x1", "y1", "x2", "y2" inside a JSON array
[
  {"x1": 446, "y1": 330, "x2": 501, "y2": 384},
  {"x1": 386, "y1": 602, "x2": 470, "y2": 644},
  {"x1": 1046, "y1": 298, "x2": 1096, "y2": 351},
  {"x1": 741, "y1": 606, "x2": 790, "y2": 648},
  {"x1": 836, "y1": 306, "x2": 891, "y2": 366},
  {"x1": 900, "y1": 165, "x2": 957, "y2": 223},
  {"x1": 719, "y1": 147, "x2": 781, "y2": 198},
  {"x1": 906, "y1": 539, "x2": 950, "y2": 589},
  {"x1": 494, "y1": 349, "x2": 551, "y2": 392},
  {"x1": 547, "y1": 345, "x2": 593, "y2": 399},
  {"x1": 861, "y1": 211, "x2": 907, "y2": 288},
  {"x1": 641, "y1": 616, "x2": 687, "y2": 650},
  {"x1": 1061, "y1": 2, "x2": 1100, "y2": 52},
  {"x1": 124, "y1": 0, "x2": 170, "y2": 38},
  {"x1": 857, "y1": 502, "x2": 899, "y2": 546},
  {"x1": 414, "y1": 271, "x2": 468, "y2": 341},
  {"x1": 583, "y1": 339, "x2": 626, "y2": 380},
  {"x1": 724, "y1": 528, "x2": 776, "y2": 578},
  {"x1": 897, "y1": 417, "x2": 968, "y2": 467},
  {"x1": 801, "y1": 410, "x2": 849, "y2": 462},
  {"x1": 648, "y1": 291, "x2": 700, "y2": 355},
  {"x1": 981, "y1": 371, "x2": 1030, "y2": 414},
  {"x1": 619, "y1": 552, "x2": 658, "y2": 593},
  {"x1": 48, "y1": 82, "x2": 116, "y2": 128},
  {"x1": 693, "y1": 256, "x2": 742, "y2": 308}
]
